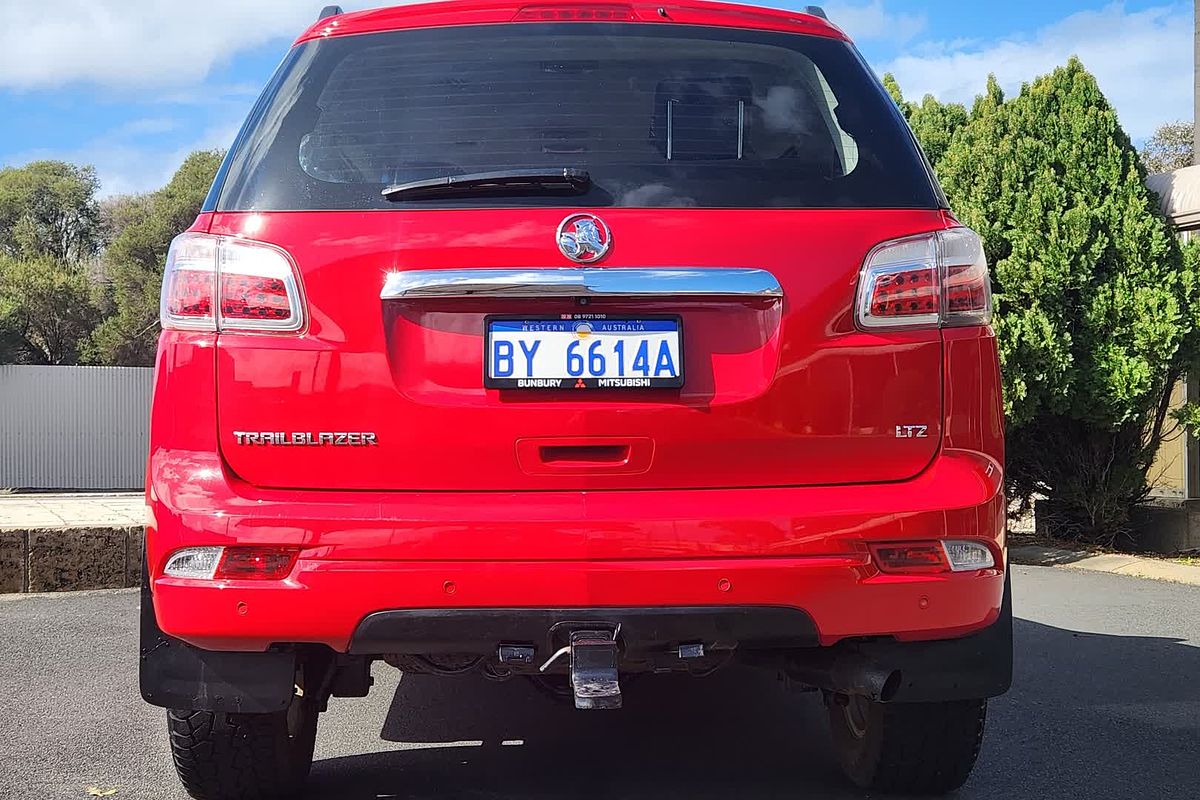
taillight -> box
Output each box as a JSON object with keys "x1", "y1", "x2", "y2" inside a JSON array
[
  {"x1": 160, "y1": 232, "x2": 304, "y2": 333},
  {"x1": 856, "y1": 227, "x2": 991, "y2": 330}
]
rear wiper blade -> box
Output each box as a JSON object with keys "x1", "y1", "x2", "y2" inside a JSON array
[{"x1": 382, "y1": 168, "x2": 591, "y2": 200}]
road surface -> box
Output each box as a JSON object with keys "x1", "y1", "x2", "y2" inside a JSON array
[{"x1": 1, "y1": 565, "x2": 1198, "y2": 799}]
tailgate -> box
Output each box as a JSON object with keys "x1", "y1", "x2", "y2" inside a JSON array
[{"x1": 212, "y1": 208, "x2": 944, "y2": 491}]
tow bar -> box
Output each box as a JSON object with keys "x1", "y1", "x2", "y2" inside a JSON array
[{"x1": 539, "y1": 628, "x2": 622, "y2": 710}]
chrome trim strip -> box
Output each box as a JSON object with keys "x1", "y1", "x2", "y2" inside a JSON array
[{"x1": 380, "y1": 268, "x2": 784, "y2": 300}]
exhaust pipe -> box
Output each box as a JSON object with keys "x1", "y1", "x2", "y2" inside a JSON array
[{"x1": 785, "y1": 650, "x2": 902, "y2": 702}]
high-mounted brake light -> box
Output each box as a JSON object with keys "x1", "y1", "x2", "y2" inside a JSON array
[
  {"x1": 856, "y1": 227, "x2": 991, "y2": 330},
  {"x1": 513, "y1": 4, "x2": 636, "y2": 21},
  {"x1": 160, "y1": 233, "x2": 304, "y2": 333}
]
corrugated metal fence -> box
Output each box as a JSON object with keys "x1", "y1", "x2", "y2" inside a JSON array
[{"x1": 0, "y1": 365, "x2": 153, "y2": 490}]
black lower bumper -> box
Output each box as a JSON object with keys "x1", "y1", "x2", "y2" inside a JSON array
[{"x1": 348, "y1": 605, "x2": 820, "y2": 657}]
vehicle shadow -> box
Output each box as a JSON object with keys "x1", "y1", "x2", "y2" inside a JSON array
[{"x1": 306, "y1": 619, "x2": 1200, "y2": 800}]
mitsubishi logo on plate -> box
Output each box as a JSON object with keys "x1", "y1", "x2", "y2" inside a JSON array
[{"x1": 557, "y1": 213, "x2": 611, "y2": 263}]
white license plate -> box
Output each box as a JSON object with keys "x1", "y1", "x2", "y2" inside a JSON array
[{"x1": 485, "y1": 316, "x2": 683, "y2": 389}]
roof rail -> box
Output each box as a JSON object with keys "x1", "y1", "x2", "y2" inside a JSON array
[
  {"x1": 802, "y1": 5, "x2": 828, "y2": 19},
  {"x1": 318, "y1": 5, "x2": 343, "y2": 20}
]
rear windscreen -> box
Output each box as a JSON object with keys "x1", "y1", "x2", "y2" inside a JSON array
[{"x1": 214, "y1": 23, "x2": 938, "y2": 210}]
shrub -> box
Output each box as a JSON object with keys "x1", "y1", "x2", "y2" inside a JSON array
[{"x1": 898, "y1": 61, "x2": 1199, "y2": 544}]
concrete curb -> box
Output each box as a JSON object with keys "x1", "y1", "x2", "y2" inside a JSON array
[
  {"x1": 1011, "y1": 544, "x2": 1200, "y2": 586},
  {"x1": 0, "y1": 527, "x2": 143, "y2": 593}
]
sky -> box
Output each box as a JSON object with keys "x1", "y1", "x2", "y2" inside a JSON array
[{"x1": 0, "y1": 0, "x2": 1192, "y2": 196}]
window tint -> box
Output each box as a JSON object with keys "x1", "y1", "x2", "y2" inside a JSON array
[{"x1": 216, "y1": 24, "x2": 937, "y2": 210}]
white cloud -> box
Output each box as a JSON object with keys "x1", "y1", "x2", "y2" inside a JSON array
[
  {"x1": 822, "y1": 1, "x2": 925, "y2": 43},
  {"x1": 0, "y1": 1, "x2": 383, "y2": 89},
  {"x1": 881, "y1": 2, "x2": 1191, "y2": 140},
  {"x1": 8, "y1": 117, "x2": 241, "y2": 197}
]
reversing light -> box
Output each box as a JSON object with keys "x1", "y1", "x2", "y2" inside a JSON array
[
  {"x1": 163, "y1": 546, "x2": 224, "y2": 579},
  {"x1": 943, "y1": 540, "x2": 996, "y2": 572}
]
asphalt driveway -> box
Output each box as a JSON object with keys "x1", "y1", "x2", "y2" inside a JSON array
[{"x1": 1, "y1": 565, "x2": 1197, "y2": 799}]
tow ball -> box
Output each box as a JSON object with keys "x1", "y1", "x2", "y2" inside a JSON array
[{"x1": 539, "y1": 628, "x2": 622, "y2": 710}]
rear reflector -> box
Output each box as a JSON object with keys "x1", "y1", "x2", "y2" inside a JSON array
[
  {"x1": 160, "y1": 233, "x2": 304, "y2": 333},
  {"x1": 856, "y1": 227, "x2": 991, "y2": 330},
  {"x1": 214, "y1": 547, "x2": 300, "y2": 580},
  {"x1": 870, "y1": 542, "x2": 948, "y2": 573}
]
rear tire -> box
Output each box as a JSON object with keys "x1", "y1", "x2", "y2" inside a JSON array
[
  {"x1": 167, "y1": 694, "x2": 318, "y2": 800},
  {"x1": 827, "y1": 695, "x2": 987, "y2": 795}
]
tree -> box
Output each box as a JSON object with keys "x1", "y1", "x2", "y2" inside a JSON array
[
  {"x1": 907, "y1": 95, "x2": 969, "y2": 168},
  {"x1": 0, "y1": 255, "x2": 101, "y2": 365},
  {"x1": 1140, "y1": 120, "x2": 1194, "y2": 174},
  {"x1": 0, "y1": 161, "x2": 101, "y2": 263},
  {"x1": 881, "y1": 73, "x2": 914, "y2": 118},
  {"x1": 934, "y1": 59, "x2": 1199, "y2": 544},
  {"x1": 880, "y1": 74, "x2": 969, "y2": 168},
  {"x1": 87, "y1": 150, "x2": 224, "y2": 366}
]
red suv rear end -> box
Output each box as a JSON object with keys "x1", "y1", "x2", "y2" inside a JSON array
[{"x1": 140, "y1": 2, "x2": 1010, "y2": 797}]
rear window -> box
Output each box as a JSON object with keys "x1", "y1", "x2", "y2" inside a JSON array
[{"x1": 215, "y1": 23, "x2": 937, "y2": 211}]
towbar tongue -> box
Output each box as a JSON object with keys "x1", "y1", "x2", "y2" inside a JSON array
[{"x1": 568, "y1": 630, "x2": 622, "y2": 710}]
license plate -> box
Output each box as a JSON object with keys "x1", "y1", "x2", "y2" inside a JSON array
[{"x1": 485, "y1": 316, "x2": 683, "y2": 389}]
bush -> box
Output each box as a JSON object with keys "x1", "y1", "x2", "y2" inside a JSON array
[{"x1": 894, "y1": 61, "x2": 1199, "y2": 545}]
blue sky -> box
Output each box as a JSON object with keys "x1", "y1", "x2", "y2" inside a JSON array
[{"x1": 0, "y1": 0, "x2": 1191, "y2": 195}]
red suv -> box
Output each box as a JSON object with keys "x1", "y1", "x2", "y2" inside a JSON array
[{"x1": 140, "y1": 2, "x2": 1010, "y2": 797}]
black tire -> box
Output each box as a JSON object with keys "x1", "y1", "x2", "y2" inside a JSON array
[
  {"x1": 167, "y1": 694, "x2": 318, "y2": 800},
  {"x1": 827, "y1": 695, "x2": 987, "y2": 795}
]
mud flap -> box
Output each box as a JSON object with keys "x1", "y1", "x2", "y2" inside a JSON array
[{"x1": 139, "y1": 561, "x2": 297, "y2": 713}]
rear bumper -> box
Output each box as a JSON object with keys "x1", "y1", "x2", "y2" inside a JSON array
[
  {"x1": 152, "y1": 555, "x2": 1004, "y2": 652},
  {"x1": 147, "y1": 446, "x2": 1006, "y2": 653},
  {"x1": 140, "y1": 580, "x2": 1012, "y2": 711}
]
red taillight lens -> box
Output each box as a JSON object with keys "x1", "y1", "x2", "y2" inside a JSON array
[
  {"x1": 870, "y1": 541, "x2": 949, "y2": 574},
  {"x1": 220, "y1": 274, "x2": 292, "y2": 322},
  {"x1": 866, "y1": 264, "x2": 939, "y2": 320},
  {"x1": 160, "y1": 233, "x2": 304, "y2": 333},
  {"x1": 856, "y1": 227, "x2": 991, "y2": 330},
  {"x1": 514, "y1": 4, "x2": 635, "y2": 20},
  {"x1": 214, "y1": 547, "x2": 300, "y2": 580}
]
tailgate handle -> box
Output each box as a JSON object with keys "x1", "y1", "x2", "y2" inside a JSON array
[
  {"x1": 381, "y1": 268, "x2": 782, "y2": 299},
  {"x1": 540, "y1": 444, "x2": 629, "y2": 466},
  {"x1": 516, "y1": 437, "x2": 654, "y2": 476}
]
